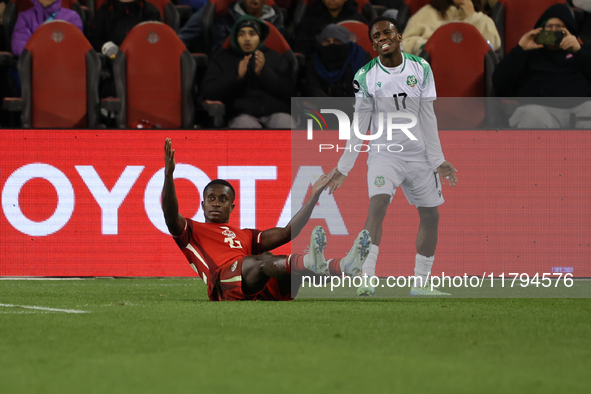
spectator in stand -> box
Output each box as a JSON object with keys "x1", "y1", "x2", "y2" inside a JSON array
[
  {"x1": 179, "y1": 0, "x2": 285, "y2": 53},
  {"x1": 402, "y1": 0, "x2": 500, "y2": 56},
  {"x1": 305, "y1": 23, "x2": 369, "y2": 97},
  {"x1": 201, "y1": 15, "x2": 293, "y2": 128},
  {"x1": 492, "y1": 3, "x2": 591, "y2": 128},
  {"x1": 11, "y1": 0, "x2": 83, "y2": 56},
  {"x1": 88, "y1": 0, "x2": 161, "y2": 53},
  {"x1": 294, "y1": 0, "x2": 368, "y2": 56}
]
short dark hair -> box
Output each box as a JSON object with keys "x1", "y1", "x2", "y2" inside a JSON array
[
  {"x1": 204, "y1": 179, "x2": 236, "y2": 201},
  {"x1": 368, "y1": 16, "x2": 402, "y2": 41}
]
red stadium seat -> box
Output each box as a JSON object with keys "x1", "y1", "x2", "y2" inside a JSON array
[
  {"x1": 491, "y1": 0, "x2": 566, "y2": 55},
  {"x1": 420, "y1": 22, "x2": 498, "y2": 127},
  {"x1": 7, "y1": 20, "x2": 101, "y2": 127},
  {"x1": 338, "y1": 20, "x2": 373, "y2": 54},
  {"x1": 113, "y1": 22, "x2": 196, "y2": 128}
]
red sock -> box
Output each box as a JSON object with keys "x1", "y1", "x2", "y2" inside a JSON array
[
  {"x1": 287, "y1": 254, "x2": 307, "y2": 274},
  {"x1": 328, "y1": 258, "x2": 342, "y2": 276}
]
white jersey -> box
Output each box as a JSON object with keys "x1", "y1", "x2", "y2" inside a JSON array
[{"x1": 338, "y1": 53, "x2": 445, "y2": 175}]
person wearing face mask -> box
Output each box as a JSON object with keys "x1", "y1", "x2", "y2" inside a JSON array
[
  {"x1": 201, "y1": 15, "x2": 294, "y2": 128},
  {"x1": 402, "y1": 0, "x2": 500, "y2": 56},
  {"x1": 11, "y1": 0, "x2": 83, "y2": 57},
  {"x1": 305, "y1": 24, "x2": 370, "y2": 97},
  {"x1": 492, "y1": 3, "x2": 591, "y2": 128}
]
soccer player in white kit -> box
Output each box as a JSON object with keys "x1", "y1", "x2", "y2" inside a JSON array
[{"x1": 328, "y1": 16, "x2": 458, "y2": 295}]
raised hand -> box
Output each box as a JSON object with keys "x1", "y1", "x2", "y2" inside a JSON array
[
  {"x1": 559, "y1": 29, "x2": 581, "y2": 52},
  {"x1": 238, "y1": 54, "x2": 252, "y2": 79},
  {"x1": 254, "y1": 50, "x2": 265, "y2": 75},
  {"x1": 519, "y1": 28, "x2": 544, "y2": 51},
  {"x1": 164, "y1": 138, "x2": 176, "y2": 177}
]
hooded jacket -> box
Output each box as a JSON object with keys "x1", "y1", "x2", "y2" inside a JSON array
[
  {"x1": 211, "y1": 1, "x2": 285, "y2": 54},
  {"x1": 293, "y1": 0, "x2": 368, "y2": 55},
  {"x1": 11, "y1": 0, "x2": 83, "y2": 56},
  {"x1": 492, "y1": 4, "x2": 591, "y2": 100},
  {"x1": 201, "y1": 15, "x2": 294, "y2": 119},
  {"x1": 88, "y1": 0, "x2": 161, "y2": 52}
]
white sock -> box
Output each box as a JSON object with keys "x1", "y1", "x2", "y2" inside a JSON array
[
  {"x1": 414, "y1": 254, "x2": 434, "y2": 287},
  {"x1": 361, "y1": 244, "x2": 379, "y2": 277},
  {"x1": 303, "y1": 254, "x2": 310, "y2": 269}
]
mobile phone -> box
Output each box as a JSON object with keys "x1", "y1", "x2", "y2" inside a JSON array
[{"x1": 535, "y1": 30, "x2": 565, "y2": 45}]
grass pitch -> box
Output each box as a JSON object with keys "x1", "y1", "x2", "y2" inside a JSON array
[{"x1": 1, "y1": 278, "x2": 590, "y2": 394}]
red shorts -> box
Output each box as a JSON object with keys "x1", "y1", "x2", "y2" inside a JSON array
[{"x1": 209, "y1": 257, "x2": 293, "y2": 301}]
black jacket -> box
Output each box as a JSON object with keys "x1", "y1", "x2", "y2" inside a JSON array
[
  {"x1": 294, "y1": 0, "x2": 368, "y2": 55},
  {"x1": 201, "y1": 46, "x2": 294, "y2": 118},
  {"x1": 89, "y1": 0, "x2": 161, "y2": 51},
  {"x1": 492, "y1": 45, "x2": 591, "y2": 99}
]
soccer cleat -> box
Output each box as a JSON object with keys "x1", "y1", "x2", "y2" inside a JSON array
[
  {"x1": 410, "y1": 285, "x2": 451, "y2": 296},
  {"x1": 341, "y1": 230, "x2": 372, "y2": 277},
  {"x1": 305, "y1": 226, "x2": 329, "y2": 276},
  {"x1": 356, "y1": 274, "x2": 377, "y2": 296}
]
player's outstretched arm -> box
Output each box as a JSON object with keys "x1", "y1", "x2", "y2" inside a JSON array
[
  {"x1": 162, "y1": 138, "x2": 186, "y2": 236},
  {"x1": 259, "y1": 170, "x2": 335, "y2": 251}
]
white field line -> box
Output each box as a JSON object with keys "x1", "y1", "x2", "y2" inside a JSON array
[{"x1": 0, "y1": 303, "x2": 89, "y2": 314}]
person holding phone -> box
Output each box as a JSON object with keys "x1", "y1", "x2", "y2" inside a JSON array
[{"x1": 492, "y1": 3, "x2": 591, "y2": 128}]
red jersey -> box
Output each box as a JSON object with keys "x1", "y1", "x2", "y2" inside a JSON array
[{"x1": 173, "y1": 219, "x2": 262, "y2": 299}]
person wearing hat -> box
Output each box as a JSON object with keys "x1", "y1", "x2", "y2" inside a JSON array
[
  {"x1": 492, "y1": 3, "x2": 591, "y2": 128},
  {"x1": 201, "y1": 15, "x2": 294, "y2": 128},
  {"x1": 304, "y1": 23, "x2": 370, "y2": 97}
]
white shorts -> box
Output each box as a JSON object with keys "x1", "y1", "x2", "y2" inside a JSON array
[{"x1": 367, "y1": 158, "x2": 444, "y2": 207}]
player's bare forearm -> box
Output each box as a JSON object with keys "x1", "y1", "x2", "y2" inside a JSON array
[
  {"x1": 260, "y1": 171, "x2": 335, "y2": 251},
  {"x1": 162, "y1": 175, "x2": 185, "y2": 236},
  {"x1": 162, "y1": 139, "x2": 185, "y2": 236}
]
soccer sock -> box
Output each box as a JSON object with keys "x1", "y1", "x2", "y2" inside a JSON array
[
  {"x1": 289, "y1": 254, "x2": 307, "y2": 274},
  {"x1": 361, "y1": 244, "x2": 379, "y2": 277},
  {"x1": 327, "y1": 258, "x2": 342, "y2": 276},
  {"x1": 414, "y1": 253, "x2": 434, "y2": 288}
]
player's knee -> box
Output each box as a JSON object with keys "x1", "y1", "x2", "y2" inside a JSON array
[
  {"x1": 369, "y1": 195, "x2": 390, "y2": 217},
  {"x1": 419, "y1": 207, "x2": 439, "y2": 225},
  {"x1": 256, "y1": 253, "x2": 285, "y2": 276}
]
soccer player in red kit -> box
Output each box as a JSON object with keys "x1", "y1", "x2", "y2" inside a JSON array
[{"x1": 162, "y1": 138, "x2": 372, "y2": 301}]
